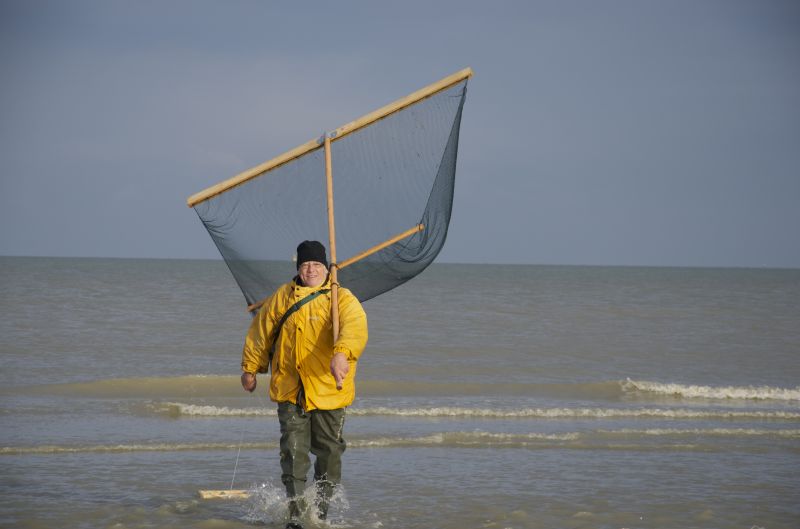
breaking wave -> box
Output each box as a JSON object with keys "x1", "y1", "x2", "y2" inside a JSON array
[
  {"x1": 349, "y1": 431, "x2": 581, "y2": 448},
  {"x1": 599, "y1": 428, "x2": 800, "y2": 438},
  {"x1": 156, "y1": 402, "x2": 800, "y2": 421},
  {"x1": 622, "y1": 379, "x2": 800, "y2": 401},
  {"x1": 20, "y1": 375, "x2": 800, "y2": 405},
  {"x1": 4, "y1": 428, "x2": 797, "y2": 455},
  {"x1": 156, "y1": 403, "x2": 277, "y2": 417},
  {"x1": 0, "y1": 442, "x2": 275, "y2": 455}
]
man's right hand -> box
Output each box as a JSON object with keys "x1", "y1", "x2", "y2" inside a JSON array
[{"x1": 241, "y1": 372, "x2": 257, "y2": 393}]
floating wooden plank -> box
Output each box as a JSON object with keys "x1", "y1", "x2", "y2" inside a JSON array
[{"x1": 198, "y1": 489, "x2": 250, "y2": 500}]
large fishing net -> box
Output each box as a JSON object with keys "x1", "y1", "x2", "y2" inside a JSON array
[{"x1": 189, "y1": 71, "x2": 470, "y2": 311}]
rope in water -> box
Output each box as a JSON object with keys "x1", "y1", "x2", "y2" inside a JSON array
[
  {"x1": 229, "y1": 385, "x2": 271, "y2": 490},
  {"x1": 230, "y1": 422, "x2": 246, "y2": 490}
]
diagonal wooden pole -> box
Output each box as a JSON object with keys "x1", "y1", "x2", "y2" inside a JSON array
[
  {"x1": 187, "y1": 68, "x2": 472, "y2": 208},
  {"x1": 337, "y1": 224, "x2": 424, "y2": 270},
  {"x1": 324, "y1": 134, "x2": 342, "y2": 389}
]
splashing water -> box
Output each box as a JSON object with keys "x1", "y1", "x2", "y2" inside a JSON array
[{"x1": 242, "y1": 481, "x2": 350, "y2": 527}]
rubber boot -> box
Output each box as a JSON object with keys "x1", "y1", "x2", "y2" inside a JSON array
[
  {"x1": 315, "y1": 480, "x2": 334, "y2": 521},
  {"x1": 286, "y1": 498, "x2": 306, "y2": 529}
]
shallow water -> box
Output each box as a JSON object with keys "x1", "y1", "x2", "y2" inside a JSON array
[{"x1": 1, "y1": 257, "x2": 798, "y2": 528}]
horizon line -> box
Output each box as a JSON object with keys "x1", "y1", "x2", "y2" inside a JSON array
[{"x1": 1, "y1": 253, "x2": 798, "y2": 272}]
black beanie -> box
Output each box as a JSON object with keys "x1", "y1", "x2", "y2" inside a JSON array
[{"x1": 296, "y1": 240, "x2": 328, "y2": 269}]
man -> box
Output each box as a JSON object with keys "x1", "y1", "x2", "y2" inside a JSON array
[{"x1": 240, "y1": 240, "x2": 368, "y2": 528}]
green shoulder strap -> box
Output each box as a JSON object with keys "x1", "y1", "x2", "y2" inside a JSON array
[{"x1": 267, "y1": 288, "x2": 331, "y2": 370}]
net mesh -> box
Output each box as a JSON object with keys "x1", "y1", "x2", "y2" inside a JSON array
[{"x1": 192, "y1": 77, "x2": 468, "y2": 309}]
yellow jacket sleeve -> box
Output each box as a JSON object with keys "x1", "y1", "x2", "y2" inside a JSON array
[
  {"x1": 241, "y1": 286, "x2": 286, "y2": 374},
  {"x1": 333, "y1": 288, "x2": 368, "y2": 360}
]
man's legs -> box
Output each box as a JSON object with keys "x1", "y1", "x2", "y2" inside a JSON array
[
  {"x1": 278, "y1": 402, "x2": 311, "y2": 519},
  {"x1": 309, "y1": 408, "x2": 347, "y2": 519}
]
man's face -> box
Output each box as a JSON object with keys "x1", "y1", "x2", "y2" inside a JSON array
[{"x1": 298, "y1": 261, "x2": 327, "y2": 287}]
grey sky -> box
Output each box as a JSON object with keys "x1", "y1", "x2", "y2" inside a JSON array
[{"x1": 1, "y1": 0, "x2": 798, "y2": 267}]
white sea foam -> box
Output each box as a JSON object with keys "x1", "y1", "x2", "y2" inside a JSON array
[
  {"x1": 349, "y1": 433, "x2": 447, "y2": 448},
  {"x1": 348, "y1": 431, "x2": 579, "y2": 448},
  {"x1": 1, "y1": 433, "x2": 575, "y2": 454},
  {"x1": 349, "y1": 406, "x2": 800, "y2": 420},
  {"x1": 4, "y1": 427, "x2": 795, "y2": 456},
  {"x1": 449, "y1": 431, "x2": 581, "y2": 443},
  {"x1": 599, "y1": 428, "x2": 800, "y2": 438},
  {"x1": 0, "y1": 442, "x2": 274, "y2": 455},
  {"x1": 622, "y1": 379, "x2": 800, "y2": 401},
  {"x1": 159, "y1": 402, "x2": 276, "y2": 417},
  {"x1": 159, "y1": 402, "x2": 800, "y2": 420}
]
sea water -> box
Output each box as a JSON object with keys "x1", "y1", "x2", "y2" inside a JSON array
[{"x1": 1, "y1": 257, "x2": 798, "y2": 528}]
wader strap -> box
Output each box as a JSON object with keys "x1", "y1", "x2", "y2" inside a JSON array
[{"x1": 296, "y1": 383, "x2": 306, "y2": 413}]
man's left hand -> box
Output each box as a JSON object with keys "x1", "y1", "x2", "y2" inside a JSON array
[{"x1": 330, "y1": 352, "x2": 349, "y2": 390}]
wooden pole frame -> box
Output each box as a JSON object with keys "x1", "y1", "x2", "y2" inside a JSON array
[
  {"x1": 196, "y1": 68, "x2": 469, "y2": 312},
  {"x1": 197, "y1": 69, "x2": 468, "y2": 499},
  {"x1": 186, "y1": 67, "x2": 473, "y2": 208},
  {"x1": 244, "y1": 223, "x2": 426, "y2": 313},
  {"x1": 337, "y1": 223, "x2": 424, "y2": 270},
  {"x1": 324, "y1": 134, "x2": 341, "y2": 391}
]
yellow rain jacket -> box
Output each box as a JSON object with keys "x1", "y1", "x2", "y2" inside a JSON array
[{"x1": 241, "y1": 276, "x2": 368, "y2": 411}]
